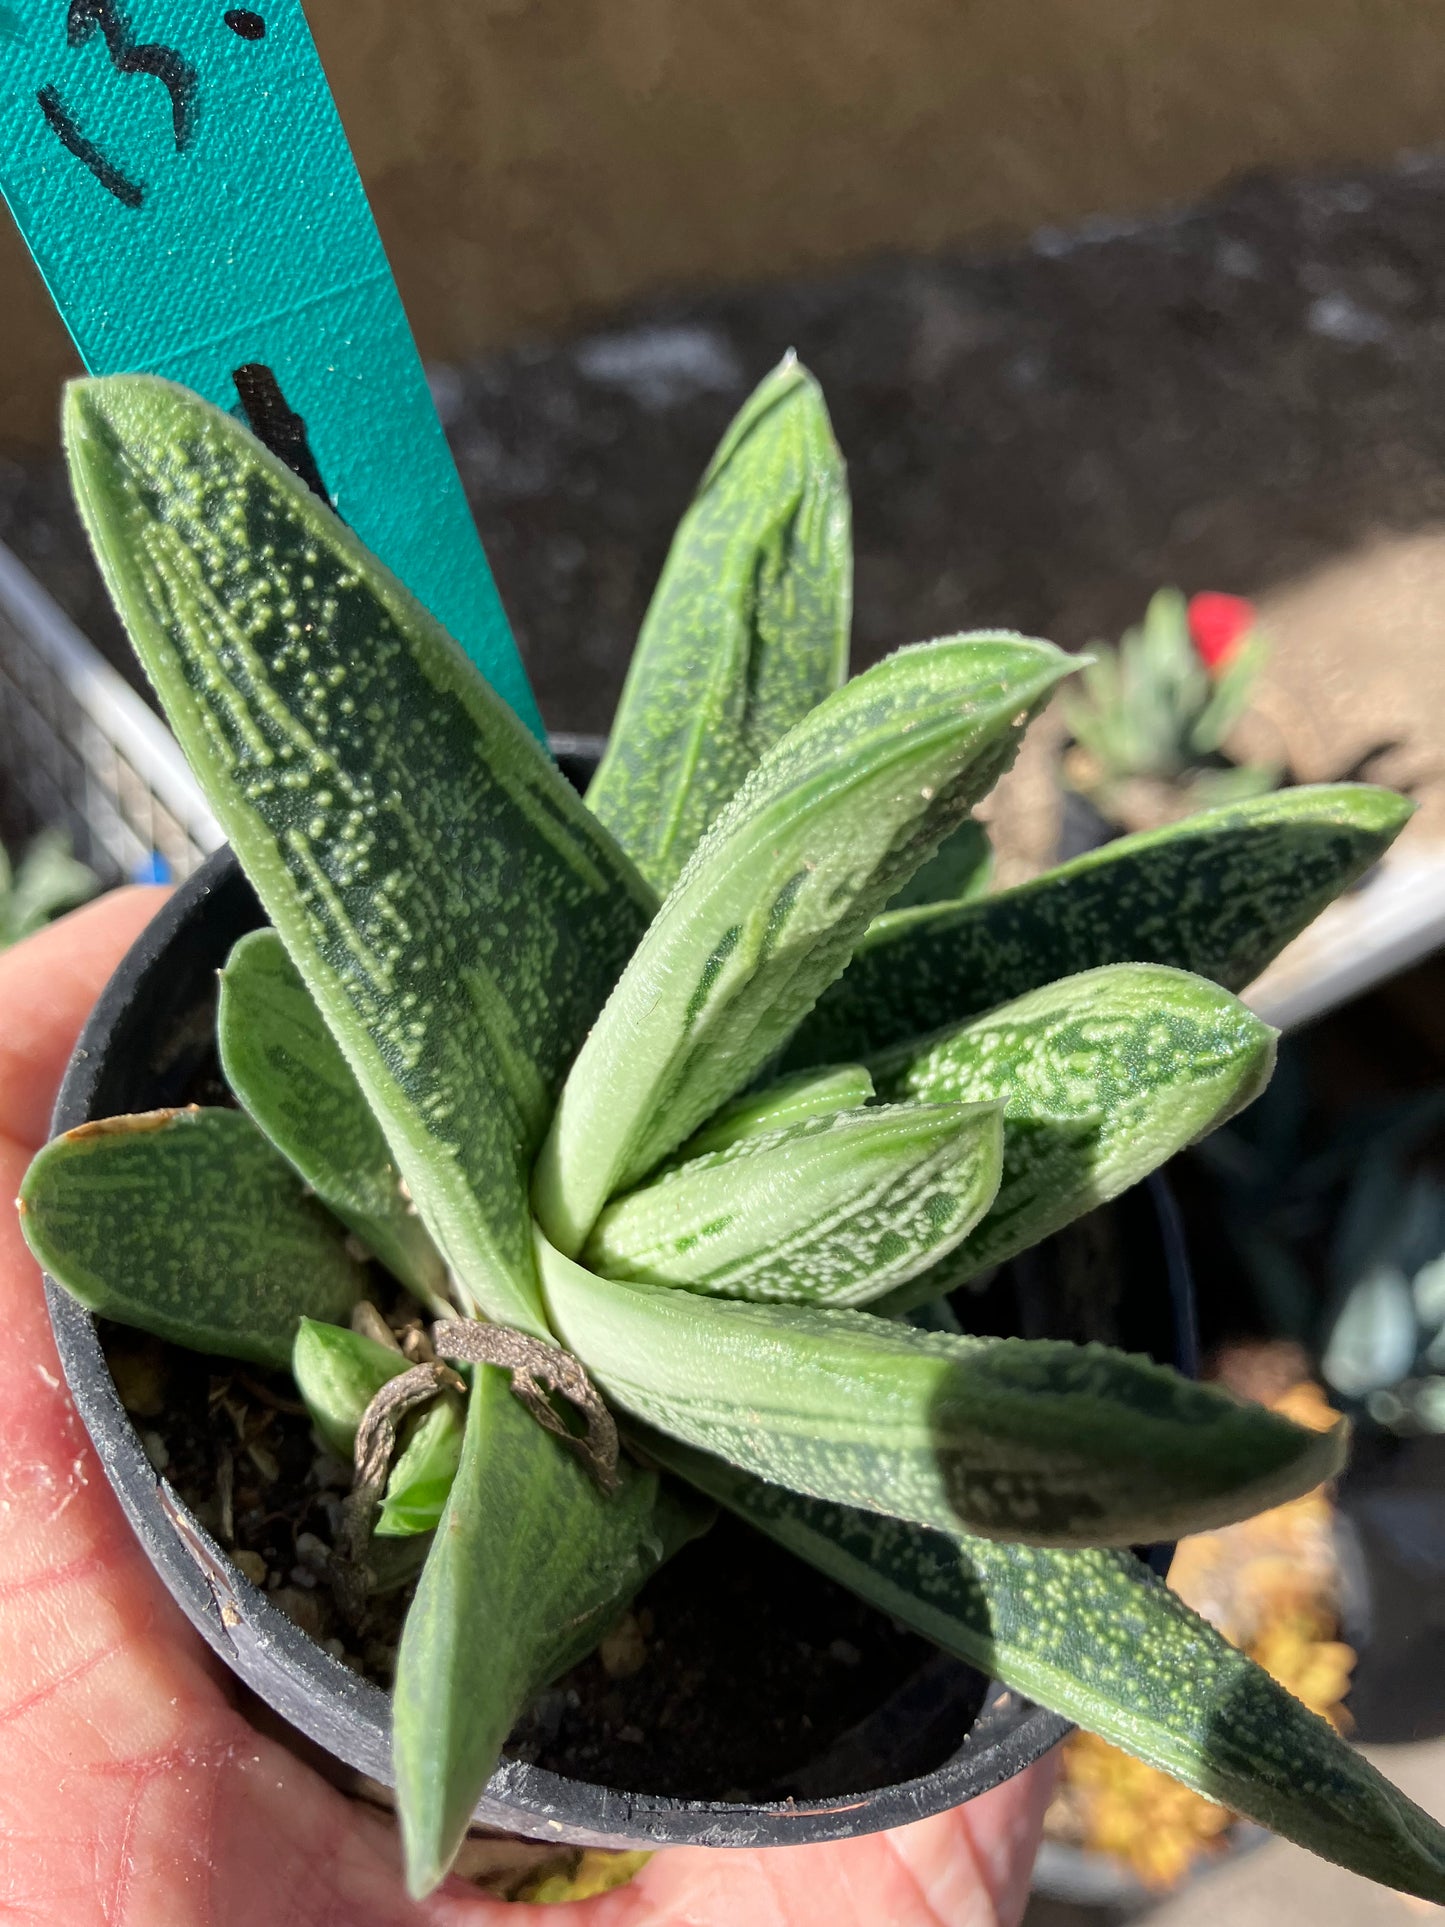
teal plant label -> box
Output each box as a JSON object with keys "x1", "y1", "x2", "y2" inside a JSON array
[{"x1": 0, "y1": 0, "x2": 543, "y2": 739}]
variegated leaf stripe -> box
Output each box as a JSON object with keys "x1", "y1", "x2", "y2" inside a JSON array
[
  {"x1": 535, "y1": 635, "x2": 1077, "y2": 1255},
  {"x1": 586, "y1": 1101, "x2": 1003, "y2": 1307},
  {"x1": 866, "y1": 964, "x2": 1276, "y2": 1317},
  {"x1": 67, "y1": 377, "x2": 656, "y2": 1339},
  {"x1": 678, "y1": 1062, "x2": 876, "y2": 1159},
  {"x1": 219, "y1": 930, "x2": 451, "y2": 1314},
  {"x1": 291, "y1": 1319, "x2": 463, "y2": 1537},
  {"x1": 392, "y1": 1366, "x2": 691, "y2": 1897},
  {"x1": 587, "y1": 357, "x2": 851, "y2": 892},
  {"x1": 20, "y1": 1108, "x2": 365, "y2": 1369},
  {"x1": 652, "y1": 1439, "x2": 1445, "y2": 1907},
  {"x1": 788, "y1": 784, "x2": 1411, "y2": 1067},
  {"x1": 536, "y1": 1233, "x2": 1342, "y2": 1548}
]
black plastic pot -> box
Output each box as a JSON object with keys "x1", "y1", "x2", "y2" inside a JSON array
[
  {"x1": 42, "y1": 798, "x2": 1198, "y2": 1853},
  {"x1": 1055, "y1": 785, "x2": 1119, "y2": 864}
]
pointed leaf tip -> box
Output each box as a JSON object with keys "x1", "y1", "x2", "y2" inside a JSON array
[
  {"x1": 790, "y1": 783, "x2": 1413, "y2": 1066},
  {"x1": 650, "y1": 1447, "x2": 1445, "y2": 1907},
  {"x1": 587, "y1": 356, "x2": 852, "y2": 892},
  {"x1": 21, "y1": 1107, "x2": 365, "y2": 1367},
  {"x1": 539, "y1": 634, "x2": 1077, "y2": 1255},
  {"x1": 586, "y1": 1100, "x2": 1003, "y2": 1307},
  {"x1": 67, "y1": 374, "x2": 653, "y2": 1339},
  {"x1": 392, "y1": 1369, "x2": 686, "y2": 1895},
  {"x1": 537, "y1": 1234, "x2": 1341, "y2": 1548},
  {"x1": 866, "y1": 963, "x2": 1277, "y2": 1314}
]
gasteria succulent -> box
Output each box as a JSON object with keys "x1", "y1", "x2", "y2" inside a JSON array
[
  {"x1": 1062, "y1": 587, "x2": 1277, "y2": 822},
  {"x1": 16, "y1": 360, "x2": 1443, "y2": 1904}
]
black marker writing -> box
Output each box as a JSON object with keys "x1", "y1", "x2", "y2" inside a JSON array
[
  {"x1": 65, "y1": 0, "x2": 197, "y2": 152},
  {"x1": 224, "y1": 10, "x2": 266, "y2": 39},
  {"x1": 36, "y1": 82, "x2": 144, "y2": 207},
  {"x1": 233, "y1": 364, "x2": 330, "y2": 504}
]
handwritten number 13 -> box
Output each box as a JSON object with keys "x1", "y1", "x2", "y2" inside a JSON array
[{"x1": 36, "y1": 2, "x2": 267, "y2": 208}]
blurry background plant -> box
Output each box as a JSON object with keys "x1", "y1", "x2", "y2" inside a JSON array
[
  {"x1": 1060, "y1": 590, "x2": 1277, "y2": 836},
  {"x1": 1043, "y1": 1373, "x2": 1356, "y2": 1895},
  {"x1": 0, "y1": 828, "x2": 95, "y2": 951},
  {"x1": 1195, "y1": 1045, "x2": 1445, "y2": 1438}
]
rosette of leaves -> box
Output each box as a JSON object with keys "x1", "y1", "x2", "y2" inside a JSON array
[
  {"x1": 1062, "y1": 587, "x2": 1277, "y2": 822},
  {"x1": 17, "y1": 362, "x2": 1444, "y2": 1905}
]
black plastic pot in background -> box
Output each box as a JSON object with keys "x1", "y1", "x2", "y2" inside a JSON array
[
  {"x1": 1055, "y1": 783, "x2": 1120, "y2": 864},
  {"x1": 40, "y1": 755, "x2": 1200, "y2": 1853}
]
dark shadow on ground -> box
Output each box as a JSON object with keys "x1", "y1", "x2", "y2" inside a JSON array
[{"x1": 10, "y1": 153, "x2": 1445, "y2": 740}]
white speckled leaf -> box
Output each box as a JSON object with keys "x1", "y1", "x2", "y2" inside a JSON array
[
  {"x1": 20, "y1": 1108, "x2": 365, "y2": 1369},
  {"x1": 290, "y1": 1318, "x2": 463, "y2": 1536},
  {"x1": 652, "y1": 1439, "x2": 1445, "y2": 1907},
  {"x1": 678, "y1": 1063, "x2": 877, "y2": 1159},
  {"x1": 536, "y1": 1233, "x2": 1343, "y2": 1547},
  {"x1": 219, "y1": 930, "x2": 451, "y2": 1314},
  {"x1": 535, "y1": 635, "x2": 1077, "y2": 1254},
  {"x1": 66, "y1": 377, "x2": 657, "y2": 1339},
  {"x1": 585, "y1": 1101, "x2": 1003, "y2": 1307},
  {"x1": 586, "y1": 357, "x2": 851, "y2": 891},
  {"x1": 867, "y1": 964, "x2": 1277, "y2": 1316},
  {"x1": 392, "y1": 1367, "x2": 697, "y2": 1897},
  {"x1": 789, "y1": 784, "x2": 1411, "y2": 1066}
]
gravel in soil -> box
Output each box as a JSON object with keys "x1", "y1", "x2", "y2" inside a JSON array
[{"x1": 102, "y1": 1319, "x2": 970, "y2": 1803}]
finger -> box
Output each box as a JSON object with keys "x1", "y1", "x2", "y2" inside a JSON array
[
  {"x1": 0, "y1": 888, "x2": 1053, "y2": 1925},
  {"x1": 0, "y1": 1120, "x2": 532, "y2": 1927},
  {"x1": 0, "y1": 887, "x2": 168, "y2": 1151},
  {"x1": 0, "y1": 899, "x2": 524, "y2": 1925}
]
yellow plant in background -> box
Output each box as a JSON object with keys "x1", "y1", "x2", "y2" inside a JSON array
[{"x1": 1047, "y1": 1379, "x2": 1356, "y2": 1890}]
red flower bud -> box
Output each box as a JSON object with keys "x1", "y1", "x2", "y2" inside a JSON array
[{"x1": 1187, "y1": 592, "x2": 1255, "y2": 674}]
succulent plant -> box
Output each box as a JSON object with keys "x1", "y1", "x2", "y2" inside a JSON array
[
  {"x1": 0, "y1": 827, "x2": 95, "y2": 950},
  {"x1": 17, "y1": 362, "x2": 1444, "y2": 1904},
  {"x1": 1062, "y1": 587, "x2": 1277, "y2": 821},
  {"x1": 1205, "y1": 1059, "x2": 1445, "y2": 1435}
]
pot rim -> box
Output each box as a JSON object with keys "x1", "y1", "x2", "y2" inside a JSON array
[{"x1": 42, "y1": 843, "x2": 1191, "y2": 1849}]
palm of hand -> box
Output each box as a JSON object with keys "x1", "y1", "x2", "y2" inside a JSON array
[{"x1": 0, "y1": 890, "x2": 1052, "y2": 1927}]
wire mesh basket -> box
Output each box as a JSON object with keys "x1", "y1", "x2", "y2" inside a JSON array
[{"x1": 0, "y1": 539, "x2": 219, "y2": 886}]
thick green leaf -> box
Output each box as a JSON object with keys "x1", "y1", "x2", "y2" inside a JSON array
[
  {"x1": 67, "y1": 376, "x2": 657, "y2": 1338},
  {"x1": 391, "y1": 1367, "x2": 699, "y2": 1897},
  {"x1": 787, "y1": 785, "x2": 1411, "y2": 1066},
  {"x1": 291, "y1": 1317, "x2": 398, "y2": 1459},
  {"x1": 866, "y1": 964, "x2": 1276, "y2": 1315},
  {"x1": 881, "y1": 817, "x2": 992, "y2": 913},
  {"x1": 678, "y1": 1063, "x2": 876, "y2": 1158},
  {"x1": 653, "y1": 1438, "x2": 1445, "y2": 1908},
  {"x1": 20, "y1": 1108, "x2": 365, "y2": 1369},
  {"x1": 536, "y1": 636, "x2": 1076, "y2": 1254},
  {"x1": 585, "y1": 1102, "x2": 1003, "y2": 1307},
  {"x1": 219, "y1": 930, "x2": 451, "y2": 1314},
  {"x1": 586, "y1": 357, "x2": 851, "y2": 891},
  {"x1": 536, "y1": 1232, "x2": 1342, "y2": 1547},
  {"x1": 375, "y1": 1400, "x2": 467, "y2": 1538},
  {"x1": 290, "y1": 1318, "x2": 463, "y2": 1536}
]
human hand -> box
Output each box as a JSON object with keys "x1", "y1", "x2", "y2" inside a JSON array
[{"x1": 0, "y1": 889, "x2": 1054, "y2": 1925}]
